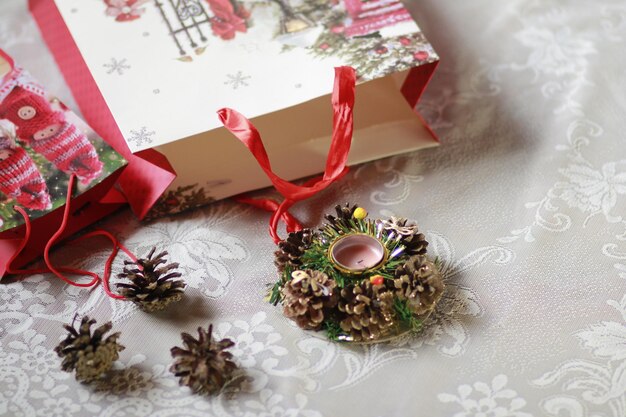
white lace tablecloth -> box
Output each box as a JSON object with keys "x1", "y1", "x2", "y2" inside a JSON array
[{"x1": 2, "y1": 1, "x2": 626, "y2": 416}]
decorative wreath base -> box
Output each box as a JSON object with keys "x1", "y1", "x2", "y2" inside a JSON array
[{"x1": 271, "y1": 204, "x2": 444, "y2": 343}]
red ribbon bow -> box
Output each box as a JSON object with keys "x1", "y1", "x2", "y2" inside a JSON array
[{"x1": 218, "y1": 66, "x2": 356, "y2": 244}]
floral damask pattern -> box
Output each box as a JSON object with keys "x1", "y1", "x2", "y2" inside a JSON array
[
  {"x1": 556, "y1": 161, "x2": 626, "y2": 223},
  {"x1": 438, "y1": 374, "x2": 532, "y2": 417},
  {"x1": 2, "y1": 0, "x2": 626, "y2": 415},
  {"x1": 533, "y1": 295, "x2": 626, "y2": 417},
  {"x1": 0, "y1": 275, "x2": 55, "y2": 313},
  {"x1": 512, "y1": 26, "x2": 596, "y2": 78}
]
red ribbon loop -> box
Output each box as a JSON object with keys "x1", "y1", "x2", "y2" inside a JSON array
[
  {"x1": 233, "y1": 196, "x2": 303, "y2": 234},
  {"x1": 6, "y1": 174, "x2": 136, "y2": 298},
  {"x1": 219, "y1": 66, "x2": 356, "y2": 243}
]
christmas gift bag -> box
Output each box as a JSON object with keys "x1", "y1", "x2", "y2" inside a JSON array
[
  {"x1": 31, "y1": 0, "x2": 439, "y2": 217},
  {"x1": 0, "y1": 49, "x2": 174, "y2": 278}
]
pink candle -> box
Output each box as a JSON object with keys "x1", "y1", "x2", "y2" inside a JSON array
[{"x1": 330, "y1": 234, "x2": 385, "y2": 272}]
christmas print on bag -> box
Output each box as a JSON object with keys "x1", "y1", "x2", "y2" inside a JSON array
[
  {"x1": 0, "y1": 52, "x2": 126, "y2": 231},
  {"x1": 97, "y1": 0, "x2": 435, "y2": 76}
]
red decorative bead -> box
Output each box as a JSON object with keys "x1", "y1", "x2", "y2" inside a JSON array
[
  {"x1": 370, "y1": 275, "x2": 384, "y2": 286},
  {"x1": 320, "y1": 43, "x2": 330, "y2": 50},
  {"x1": 375, "y1": 46, "x2": 388, "y2": 54},
  {"x1": 399, "y1": 37, "x2": 411, "y2": 46}
]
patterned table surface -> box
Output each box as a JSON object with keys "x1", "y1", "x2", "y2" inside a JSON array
[{"x1": 2, "y1": 1, "x2": 626, "y2": 416}]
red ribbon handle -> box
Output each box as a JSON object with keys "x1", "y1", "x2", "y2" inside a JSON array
[
  {"x1": 6, "y1": 174, "x2": 137, "y2": 299},
  {"x1": 218, "y1": 66, "x2": 356, "y2": 243}
]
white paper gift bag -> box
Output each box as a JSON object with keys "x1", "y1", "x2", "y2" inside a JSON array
[{"x1": 31, "y1": 0, "x2": 440, "y2": 217}]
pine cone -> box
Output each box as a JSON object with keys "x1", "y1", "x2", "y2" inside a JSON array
[
  {"x1": 394, "y1": 255, "x2": 444, "y2": 316},
  {"x1": 322, "y1": 203, "x2": 358, "y2": 233},
  {"x1": 282, "y1": 270, "x2": 338, "y2": 330},
  {"x1": 117, "y1": 247, "x2": 186, "y2": 312},
  {"x1": 170, "y1": 325, "x2": 237, "y2": 395},
  {"x1": 54, "y1": 316, "x2": 124, "y2": 383},
  {"x1": 274, "y1": 228, "x2": 314, "y2": 273},
  {"x1": 338, "y1": 280, "x2": 395, "y2": 342},
  {"x1": 402, "y1": 232, "x2": 429, "y2": 256},
  {"x1": 379, "y1": 217, "x2": 428, "y2": 256}
]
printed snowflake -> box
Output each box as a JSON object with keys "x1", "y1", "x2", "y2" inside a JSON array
[
  {"x1": 239, "y1": 42, "x2": 261, "y2": 54},
  {"x1": 224, "y1": 71, "x2": 250, "y2": 89},
  {"x1": 103, "y1": 58, "x2": 130, "y2": 75},
  {"x1": 127, "y1": 127, "x2": 155, "y2": 148}
]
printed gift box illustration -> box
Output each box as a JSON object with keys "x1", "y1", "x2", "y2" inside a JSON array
[
  {"x1": 31, "y1": 0, "x2": 439, "y2": 217},
  {"x1": 0, "y1": 50, "x2": 128, "y2": 276}
]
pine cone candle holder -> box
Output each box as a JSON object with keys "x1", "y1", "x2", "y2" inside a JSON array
[
  {"x1": 117, "y1": 247, "x2": 186, "y2": 312},
  {"x1": 54, "y1": 316, "x2": 124, "y2": 383},
  {"x1": 170, "y1": 325, "x2": 237, "y2": 395},
  {"x1": 270, "y1": 204, "x2": 445, "y2": 343}
]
